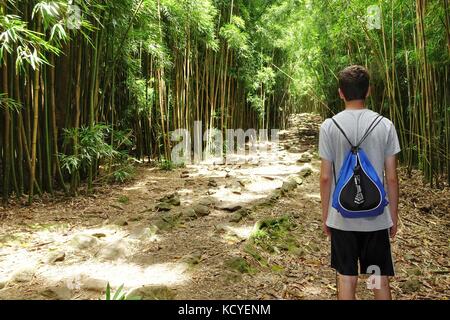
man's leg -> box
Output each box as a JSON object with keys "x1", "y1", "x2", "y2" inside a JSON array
[
  {"x1": 372, "y1": 276, "x2": 392, "y2": 300},
  {"x1": 337, "y1": 274, "x2": 358, "y2": 300}
]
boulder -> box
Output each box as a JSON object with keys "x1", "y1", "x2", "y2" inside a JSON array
[
  {"x1": 299, "y1": 167, "x2": 313, "y2": 178},
  {"x1": 41, "y1": 282, "x2": 72, "y2": 300},
  {"x1": 182, "y1": 207, "x2": 197, "y2": 220},
  {"x1": 159, "y1": 193, "x2": 181, "y2": 206},
  {"x1": 297, "y1": 152, "x2": 313, "y2": 163},
  {"x1": 155, "y1": 202, "x2": 172, "y2": 212},
  {"x1": 192, "y1": 204, "x2": 210, "y2": 217},
  {"x1": 97, "y1": 240, "x2": 128, "y2": 261},
  {"x1": 80, "y1": 276, "x2": 108, "y2": 292},
  {"x1": 281, "y1": 179, "x2": 297, "y2": 193},
  {"x1": 198, "y1": 197, "x2": 216, "y2": 207},
  {"x1": 215, "y1": 202, "x2": 242, "y2": 212},
  {"x1": 71, "y1": 234, "x2": 99, "y2": 250},
  {"x1": 47, "y1": 251, "x2": 66, "y2": 264},
  {"x1": 10, "y1": 266, "x2": 36, "y2": 283},
  {"x1": 127, "y1": 285, "x2": 176, "y2": 300}
]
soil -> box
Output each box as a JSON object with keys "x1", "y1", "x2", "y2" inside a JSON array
[{"x1": 0, "y1": 113, "x2": 448, "y2": 300}]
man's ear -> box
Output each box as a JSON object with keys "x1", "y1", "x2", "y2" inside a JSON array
[
  {"x1": 365, "y1": 86, "x2": 371, "y2": 99},
  {"x1": 338, "y1": 88, "x2": 346, "y2": 101}
]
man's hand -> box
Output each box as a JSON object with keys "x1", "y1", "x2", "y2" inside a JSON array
[
  {"x1": 323, "y1": 223, "x2": 331, "y2": 238},
  {"x1": 390, "y1": 220, "x2": 398, "y2": 238},
  {"x1": 385, "y1": 155, "x2": 399, "y2": 239},
  {"x1": 320, "y1": 159, "x2": 333, "y2": 238}
]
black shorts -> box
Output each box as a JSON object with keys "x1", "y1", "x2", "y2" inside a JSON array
[{"x1": 330, "y1": 228, "x2": 395, "y2": 276}]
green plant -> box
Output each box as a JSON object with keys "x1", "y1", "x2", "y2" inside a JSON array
[
  {"x1": 117, "y1": 195, "x2": 129, "y2": 204},
  {"x1": 103, "y1": 283, "x2": 141, "y2": 300},
  {"x1": 158, "y1": 158, "x2": 175, "y2": 171}
]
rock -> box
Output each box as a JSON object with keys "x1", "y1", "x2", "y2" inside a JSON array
[
  {"x1": 130, "y1": 225, "x2": 159, "y2": 240},
  {"x1": 41, "y1": 282, "x2": 72, "y2": 300},
  {"x1": 154, "y1": 211, "x2": 182, "y2": 231},
  {"x1": 281, "y1": 179, "x2": 297, "y2": 193},
  {"x1": 297, "y1": 152, "x2": 312, "y2": 163},
  {"x1": 92, "y1": 233, "x2": 107, "y2": 238},
  {"x1": 215, "y1": 202, "x2": 242, "y2": 212},
  {"x1": 80, "y1": 276, "x2": 108, "y2": 292},
  {"x1": 208, "y1": 179, "x2": 218, "y2": 187},
  {"x1": 182, "y1": 207, "x2": 197, "y2": 220},
  {"x1": 10, "y1": 267, "x2": 36, "y2": 283},
  {"x1": 229, "y1": 208, "x2": 250, "y2": 223},
  {"x1": 128, "y1": 285, "x2": 176, "y2": 300},
  {"x1": 97, "y1": 240, "x2": 128, "y2": 261},
  {"x1": 299, "y1": 167, "x2": 313, "y2": 178},
  {"x1": 169, "y1": 197, "x2": 181, "y2": 206},
  {"x1": 71, "y1": 234, "x2": 99, "y2": 250},
  {"x1": 270, "y1": 190, "x2": 282, "y2": 201},
  {"x1": 229, "y1": 212, "x2": 243, "y2": 223},
  {"x1": 47, "y1": 251, "x2": 66, "y2": 264},
  {"x1": 198, "y1": 197, "x2": 216, "y2": 207},
  {"x1": 180, "y1": 173, "x2": 189, "y2": 178},
  {"x1": 290, "y1": 176, "x2": 303, "y2": 185},
  {"x1": 155, "y1": 202, "x2": 172, "y2": 212},
  {"x1": 192, "y1": 204, "x2": 210, "y2": 217},
  {"x1": 159, "y1": 193, "x2": 181, "y2": 206}
]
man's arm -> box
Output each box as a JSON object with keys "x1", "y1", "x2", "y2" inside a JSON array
[
  {"x1": 320, "y1": 159, "x2": 333, "y2": 237},
  {"x1": 385, "y1": 155, "x2": 399, "y2": 238}
]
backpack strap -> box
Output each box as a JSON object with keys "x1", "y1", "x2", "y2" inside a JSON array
[
  {"x1": 331, "y1": 118, "x2": 354, "y2": 147},
  {"x1": 355, "y1": 115, "x2": 384, "y2": 148},
  {"x1": 332, "y1": 114, "x2": 384, "y2": 152}
]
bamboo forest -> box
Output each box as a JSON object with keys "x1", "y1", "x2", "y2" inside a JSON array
[{"x1": 0, "y1": 0, "x2": 449, "y2": 301}]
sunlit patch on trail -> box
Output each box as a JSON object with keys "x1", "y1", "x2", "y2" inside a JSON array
[
  {"x1": 235, "y1": 164, "x2": 305, "y2": 177},
  {"x1": 306, "y1": 193, "x2": 320, "y2": 199},
  {"x1": 123, "y1": 180, "x2": 147, "y2": 191},
  {"x1": 245, "y1": 180, "x2": 283, "y2": 193},
  {"x1": 40, "y1": 261, "x2": 189, "y2": 290},
  {"x1": 222, "y1": 225, "x2": 255, "y2": 240},
  {"x1": 213, "y1": 186, "x2": 266, "y2": 205}
]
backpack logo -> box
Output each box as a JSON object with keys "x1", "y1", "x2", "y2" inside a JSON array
[{"x1": 331, "y1": 115, "x2": 389, "y2": 218}]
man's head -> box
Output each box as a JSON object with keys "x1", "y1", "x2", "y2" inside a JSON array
[{"x1": 338, "y1": 65, "x2": 370, "y2": 102}]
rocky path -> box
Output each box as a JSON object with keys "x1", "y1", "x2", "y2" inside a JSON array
[{"x1": 0, "y1": 113, "x2": 449, "y2": 300}]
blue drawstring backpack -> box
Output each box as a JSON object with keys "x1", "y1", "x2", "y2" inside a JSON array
[{"x1": 331, "y1": 115, "x2": 388, "y2": 218}]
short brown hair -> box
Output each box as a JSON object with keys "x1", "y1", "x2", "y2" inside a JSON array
[{"x1": 338, "y1": 65, "x2": 370, "y2": 101}]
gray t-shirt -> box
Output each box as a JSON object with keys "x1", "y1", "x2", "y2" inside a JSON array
[{"x1": 319, "y1": 109, "x2": 401, "y2": 232}]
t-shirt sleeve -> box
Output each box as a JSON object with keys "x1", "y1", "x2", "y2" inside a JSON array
[
  {"x1": 384, "y1": 122, "x2": 401, "y2": 157},
  {"x1": 319, "y1": 121, "x2": 334, "y2": 162}
]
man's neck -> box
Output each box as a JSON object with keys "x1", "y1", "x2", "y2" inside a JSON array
[{"x1": 344, "y1": 100, "x2": 366, "y2": 110}]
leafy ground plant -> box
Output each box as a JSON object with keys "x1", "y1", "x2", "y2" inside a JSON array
[{"x1": 102, "y1": 283, "x2": 141, "y2": 300}]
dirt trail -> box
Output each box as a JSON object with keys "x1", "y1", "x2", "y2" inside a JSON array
[{"x1": 0, "y1": 113, "x2": 449, "y2": 300}]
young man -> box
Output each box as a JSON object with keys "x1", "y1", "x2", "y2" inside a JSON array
[{"x1": 319, "y1": 65, "x2": 400, "y2": 300}]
